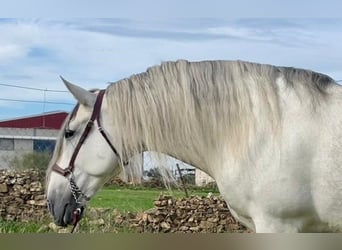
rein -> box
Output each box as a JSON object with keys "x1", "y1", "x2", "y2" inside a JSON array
[{"x1": 51, "y1": 89, "x2": 121, "y2": 232}]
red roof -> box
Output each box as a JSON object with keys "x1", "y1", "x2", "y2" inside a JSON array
[{"x1": 0, "y1": 111, "x2": 68, "y2": 129}]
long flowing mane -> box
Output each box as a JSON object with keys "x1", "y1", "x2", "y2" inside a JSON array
[{"x1": 106, "y1": 60, "x2": 334, "y2": 176}]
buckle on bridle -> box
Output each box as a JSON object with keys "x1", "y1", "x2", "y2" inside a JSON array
[
  {"x1": 86, "y1": 119, "x2": 94, "y2": 128},
  {"x1": 65, "y1": 169, "x2": 72, "y2": 178}
]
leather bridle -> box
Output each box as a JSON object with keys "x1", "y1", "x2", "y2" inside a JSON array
[
  {"x1": 49, "y1": 89, "x2": 122, "y2": 232},
  {"x1": 51, "y1": 89, "x2": 121, "y2": 203}
]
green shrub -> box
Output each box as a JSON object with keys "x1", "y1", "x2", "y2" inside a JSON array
[{"x1": 9, "y1": 151, "x2": 52, "y2": 171}]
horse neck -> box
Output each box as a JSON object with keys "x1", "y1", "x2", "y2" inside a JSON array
[
  {"x1": 107, "y1": 77, "x2": 227, "y2": 177},
  {"x1": 108, "y1": 107, "x2": 213, "y2": 175}
]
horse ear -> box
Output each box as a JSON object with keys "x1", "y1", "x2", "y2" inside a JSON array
[{"x1": 60, "y1": 76, "x2": 96, "y2": 107}]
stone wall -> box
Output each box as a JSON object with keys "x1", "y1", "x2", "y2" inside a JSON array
[
  {"x1": 0, "y1": 170, "x2": 249, "y2": 233},
  {"x1": 130, "y1": 195, "x2": 247, "y2": 233},
  {"x1": 0, "y1": 169, "x2": 48, "y2": 222}
]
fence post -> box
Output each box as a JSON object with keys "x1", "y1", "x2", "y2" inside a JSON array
[{"x1": 176, "y1": 163, "x2": 189, "y2": 198}]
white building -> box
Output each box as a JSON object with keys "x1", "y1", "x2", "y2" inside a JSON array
[{"x1": 0, "y1": 111, "x2": 68, "y2": 169}]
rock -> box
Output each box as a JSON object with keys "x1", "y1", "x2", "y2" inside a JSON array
[
  {"x1": 179, "y1": 226, "x2": 189, "y2": 231},
  {"x1": 6, "y1": 206, "x2": 18, "y2": 214},
  {"x1": 160, "y1": 221, "x2": 171, "y2": 230},
  {"x1": 26, "y1": 200, "x2": 36, "y2": 205},
  {"x1": 48, "y1": 222, "x2": 60, "y2": 232},
  {"x1": 114, "y1": 215, "x2": 124, "y2": 224},
  {"x1": 15, "y1": 197, "x2": 24, "y2": 204},
  {"x1": 58, "y1": 228, "x2": 70, "y2": 233},
  {"x1": 34, "y1": 194, "x2": 45, "y2": 201},
  {"x1": 199, "y1": 221, "x2": 215, "y2": 229},
  {"x1": 89, "y1": 218, "x2": 105, "y2": 226},
  {"x1": 190, "y1": 226, "x2": 200, "y2": 232},
  {"x1": 0, "y1": 183, "x2": 8, "y2": 193},
  {"x1": 141, "y1": 213, "x2": 148, "y2": 222},
  {"x1": 6, "y1": 214, "x2": 16, "y2": 221},
  {"x1": 207, "y1": 217, "x2": 219, "y2": 223},
  {"x1": 35, "y1": 200, "x2": 47, "y2": 206}
]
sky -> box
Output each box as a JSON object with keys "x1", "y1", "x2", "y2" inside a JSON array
[{"x1": 0, "y1": 1, "x2": 342, "y2": 120}]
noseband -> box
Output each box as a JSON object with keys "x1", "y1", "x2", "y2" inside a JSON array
[{"x1": 52, "y1": 89, "x2": 121, "y2": 204}]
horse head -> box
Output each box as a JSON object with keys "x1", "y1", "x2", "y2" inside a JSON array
[{"x1": 46, "y1": 78, "x2": 121, "y2": 227}]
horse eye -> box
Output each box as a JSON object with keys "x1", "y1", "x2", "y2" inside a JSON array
[{"x1": 65, "y1": 129, "x2": 75, "y2": 139}]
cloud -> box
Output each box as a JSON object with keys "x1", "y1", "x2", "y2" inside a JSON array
[
  {"x1": 206, "y1": 19, "x2": 325, "y2": 48},
  {"x1": 67, "y1": 19, "x2": 240, "y2": 41},
  {"x1": 0, "y1": 18, "x2": 342, "y2": 119},
  {"x1": 0, "y1": 44, "x2": 27, "y2": 63}
]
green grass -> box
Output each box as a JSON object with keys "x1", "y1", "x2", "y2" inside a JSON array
[
  {"x1": 88, "y1": 186, "x2": 219, "y2": 212},
  {"x1": 89, "y1": 188, "x2": 164, "y2": 212},
  {"x1": 0, "y1": 221, "x2": 50, "y2": 233}
]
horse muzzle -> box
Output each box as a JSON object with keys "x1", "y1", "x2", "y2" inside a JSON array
[{"x1": 47, "y1": 197, "x2": 85, "y2": 227}]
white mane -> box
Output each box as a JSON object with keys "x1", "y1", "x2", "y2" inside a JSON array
[{"x1": 106, "y1": 60, "x2": 334, "y2": 176}]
